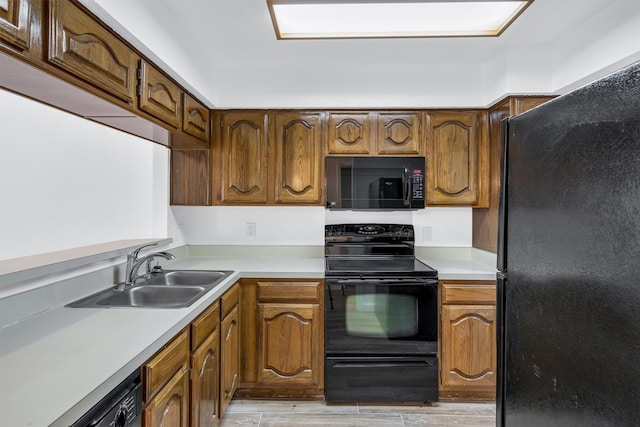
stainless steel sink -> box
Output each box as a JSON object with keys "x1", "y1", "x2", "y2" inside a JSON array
[
  {"x1": 143, "y1": 270, "x2": 231, "y2": 287},
  {"x1": 67, "y1": 270, "x2": 233, "y2": 308}
]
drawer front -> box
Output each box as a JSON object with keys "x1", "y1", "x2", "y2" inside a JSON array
[
  {"x1": 441, "y1": 281, "x2": 496, "y2": 304},
  {"x1": 257, "y1": 281, "x2": 321, "y2": 303},
  {"x1": 221, "y1": 282, "x2": 240, "y2": 318},
  {"x1": 191, "y1": 301, "x2": 220, "y2": 352},
  {"x1": 143, "y1": 328, "x2": 189, "y2": 401}
]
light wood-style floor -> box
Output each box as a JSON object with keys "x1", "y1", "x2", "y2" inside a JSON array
[{"x1": 221, "y1": 399, "x2": 496, "y2": 426}]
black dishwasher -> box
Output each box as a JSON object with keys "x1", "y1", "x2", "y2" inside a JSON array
[{"x1": 71, "y1": 370, "x2": 142, "y2": 427}]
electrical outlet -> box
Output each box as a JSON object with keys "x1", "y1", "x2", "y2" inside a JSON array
[
  {"x1": 246, "y1": 222, "x2": 256, "y2": 237},
  {"x1": 422, "y1": 226, "x2": 433, "y2": 242}
]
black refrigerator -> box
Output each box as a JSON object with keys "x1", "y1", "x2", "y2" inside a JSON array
[{"x1": 497, "y1": 61, "x2": 640, "y2": 426}]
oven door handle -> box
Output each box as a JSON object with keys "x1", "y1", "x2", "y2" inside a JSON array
[
  {"x1": 331, "y1": 279, "x2": 436, "y2": 285},
  {"x1": 332, "y1": 361, "x2": 435, "y2": 369}
]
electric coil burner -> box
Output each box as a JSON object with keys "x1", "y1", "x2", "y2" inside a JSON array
[{"x1": 324, "y1": 224, "x2": 439, "y2": 403}]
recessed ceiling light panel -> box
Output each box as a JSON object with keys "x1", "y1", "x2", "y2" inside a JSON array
[{"x1": 267, "y1": 0, "x2": 534, "y2": 39}]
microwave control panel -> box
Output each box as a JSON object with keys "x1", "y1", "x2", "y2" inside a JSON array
[{"x1": 411, "y1": 170, "x2": 424, "y2": 199}]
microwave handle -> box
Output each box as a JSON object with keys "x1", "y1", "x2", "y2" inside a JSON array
[{"x1": 402, "y1": 168, "x2": 410, "y2": 206}]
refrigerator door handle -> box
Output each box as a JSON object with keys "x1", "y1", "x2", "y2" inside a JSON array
[{"x1": 497, "y1": 119, "x2": 509, "y2": 272}]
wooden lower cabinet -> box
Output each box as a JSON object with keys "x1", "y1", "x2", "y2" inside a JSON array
[
  {"x1": 439, "y1": 280, "x2": 497, "y2": 400},
  {"x1": 238, "y1": 278, "x2": 324, "y2": 398},
  {"x1": 144, "y1": 366, "x2": 190, "y2": 427},
  {"x1": 191, "y1": 302, "x2": 221, "y2": 427},
  {"x1": 142, "y1": 329, "x2": 190, "y2": 427},
  {"x1": 220, "y1": 283, "x2": 240, "y2": 417}
]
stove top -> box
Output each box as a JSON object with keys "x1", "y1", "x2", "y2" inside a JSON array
[{"x1": 324, "y1": 224, "x2": 438, "y2": 279}]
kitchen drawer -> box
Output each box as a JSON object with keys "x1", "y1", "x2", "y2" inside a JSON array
[
  {"x1": 142, "y1": 328, "x2": 189, "y2": 401},
  {"x1": 221, "y1": 282, "x2": 240, "y2": 318},
  {"x1": 191, "y1": 300, "x2": 220, "y2": 352},
  {"x1": 441, "y1": 281, "x2": 496, "y2": 304},
  {"x1": 257, "y1": 281, "x2": 321, "y2": 303}
]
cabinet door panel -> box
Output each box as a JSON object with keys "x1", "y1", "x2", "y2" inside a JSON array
[
  {"x1": 220, "y1": 305, "x2": 239, "y2": 417},
  {"x1": 426, "y1": 111, "x2": 480, "y2": 205},
  {"x1": 191, "y1": 330, "x2": 220, "y2": 427},
  {"x1": 377, "y1": 112, "x2": 421, "y2": 155},
  {"x1": 327, "y1": 113, "x2": 372, "y2": 154},
  {"x1": 143, "y1": 366, "x2": 189, "y2": 427},
  {"x1": 221, "y1": 112, "x2": 269, "y2": 203},
  {"x1": 49, "y1": 0, "x2": 137, "y2": 103},
  {"x1": 440, "y1": 304, "x2": 496, "y2": 391},
  {"x1": 139, "y1": 59, "x2": 182, "y2": 127},
  {"x1": 258, "y1": 304, "x2": 322, "y2": 387},
  {"x1": 273, "y1": 112, "x2": 323, "y2": 204},
  {"x1": 0, "y1": 0, "x2": 30, "y2": 50},
  {"x1": 183, "y1": 93, "x2": 209, "y2": 142}
]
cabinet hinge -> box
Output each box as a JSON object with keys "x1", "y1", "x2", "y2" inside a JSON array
[
  {"x1": 137, "y1": 68, "x2": 143, "y2": 80},
  {"x1": 137, "y1": 85, "x2": 142, "y2": 97}
]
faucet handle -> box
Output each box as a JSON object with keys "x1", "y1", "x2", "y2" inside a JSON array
[{"x1": 129, "y1": 242, "x2": 158, "y2": 260}]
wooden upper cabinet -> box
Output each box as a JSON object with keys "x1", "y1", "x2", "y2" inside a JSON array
[
  {"x1": 171, "y1": 149, "x2": 210, "y2": 206},
  {"x1": 183, "y1": 93, "x2": 210, "y2": 142},
  {"x1": 327, "y1": 113, "x2": 372, "y2": 154},
  {"x1": 326, "y1": 112, "x2": 422, "y2": 155},
  {"x1": 426, "y1": 110, "x2": 488, "y2": 206},
  {"x1": 220, "y1": 112, "x2": 269, "y2": 204},
  {"x1": 377, "y1": 112, "x2": 421, "y2": 155},
  {"x1": 0, "y1": 0, "x2": 31, "y2": 50},
  {"x1": 138, "y1": 58, "x2": 182, "y2": 127},
  {"x1": 48, "y1": 0, "x2": 138, "y2": 104},
  {"x1": 272, "y1": 112, "x2": 323, "y2": 204}
]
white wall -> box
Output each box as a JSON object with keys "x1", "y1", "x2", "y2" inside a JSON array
[
  {"x1": 0, "y1": 89, "x2": 170, "y2": 260},
  {"x1": 171, "y1": 206, "x2": 472, "y2": 247}
]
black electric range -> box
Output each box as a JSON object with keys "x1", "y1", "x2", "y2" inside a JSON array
[{"x1": 324, "y1": 224, "x2": 439, "y2": 403}]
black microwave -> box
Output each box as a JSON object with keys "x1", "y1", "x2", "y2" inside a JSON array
[{"x1": 325, "y1": 156, "x2": 425, "y2": 210}]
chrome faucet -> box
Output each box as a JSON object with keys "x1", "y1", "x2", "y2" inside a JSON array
[{"x1": 121, "y1": 243, "x2": 176, "y2": 289}]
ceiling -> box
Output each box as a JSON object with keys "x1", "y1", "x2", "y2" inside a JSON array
[{"x1": 88, "y1": 0, "x2": 639, "y2": 108}]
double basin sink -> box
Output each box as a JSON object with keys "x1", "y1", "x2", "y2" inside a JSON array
[{"x1": 68, "y1": 270, "x2": 233, "y2": 309}]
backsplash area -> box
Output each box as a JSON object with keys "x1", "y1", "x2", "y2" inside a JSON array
[{"x1": 170, "y1": 206, "x2": 472, "y2": 247}]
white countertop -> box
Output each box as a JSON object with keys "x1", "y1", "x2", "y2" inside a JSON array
[
  {"x1": 0, "y1": 272, "x2": 240, "y2": 427},
  {"x1": 0, "y1": 245, "x2": 495, "y2": 427}
]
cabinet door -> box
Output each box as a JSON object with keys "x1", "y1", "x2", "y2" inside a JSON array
[
  {"x1": 220, "y1": 305, "x2": 239, "y2": 417},
  {"x1": 327, "y1": 113, "x2": 372, "y2": 154},
  {"x1": 0, "y1": 0, "x2": 30, "y2": 50},
  {"x1": 440, "y1": 304, "x2": 496, "y2": 395},
  {"x1": 138, "y1": 58, "x2": 182, "y2": 127},
  {"x1": 48, "y1": 0, "x2": 138, "y2": 103},
  {"x1": 426, "y1": 111, "x2": 485, "y2": 205},
  {"x1": 191, "y1": 329, "x2": 220, "y2": 427},
  {"x1": 272, "y1": 112, "x2": 323, "y2": 204},
  {"x1": 143, "y1": 366, "x2": 189, "y2": 427},
  {"x1": 258, "y1": 303, "x2": 323, "y2": 388},
  {"x1": 183, "y1": 93, "x2": 210, "y2": 142},
  {"x1": 376, "y1": 112, "x2": 421, "y2": 155},
  {"x1": 220, "y1": 112, "x2": 269, "y2": 204}
]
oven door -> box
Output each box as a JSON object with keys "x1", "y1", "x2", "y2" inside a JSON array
[{"x1": 325, "y1": 278, "x2": 438, "y2": 356}]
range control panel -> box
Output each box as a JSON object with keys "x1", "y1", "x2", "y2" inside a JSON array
[{"x1": 325, "y1": 224, "x2": 414, "y2": 239}]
